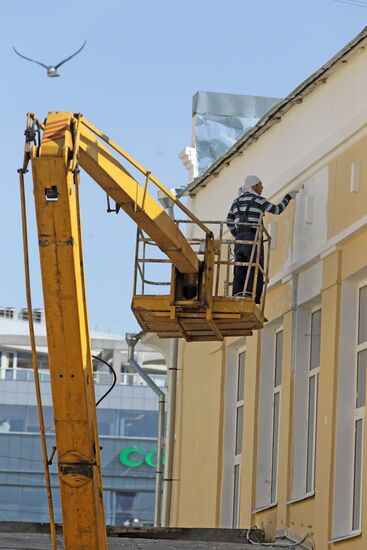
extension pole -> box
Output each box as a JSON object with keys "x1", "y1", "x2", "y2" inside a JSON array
[
  {"x1": 19, "y1": 170, "x2": 57, "y2": 550},
  {"x1": 126, "y1": 334, "x2": 165, "y2": 527}
]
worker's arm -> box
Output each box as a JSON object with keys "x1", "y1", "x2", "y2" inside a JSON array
[
  {"x1": 258, "y1": 192, "x2": 293, "y2": 215},
  {"x1": 226, "y1": 198, "x2": 238, "y2": 236}
]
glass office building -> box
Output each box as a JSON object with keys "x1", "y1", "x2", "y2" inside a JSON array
[{"x1": 0, "y1": 308, "x2": 166, "y2": 525}]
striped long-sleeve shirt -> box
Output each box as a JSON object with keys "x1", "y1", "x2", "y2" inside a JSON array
[{"x1": 226, "y1": 191, "x2": 292, "y2": 236}]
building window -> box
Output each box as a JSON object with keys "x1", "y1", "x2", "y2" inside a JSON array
[
  {"x1": 333, "y1": 278, "x2": 367, "y2": 539},
  {"x1": 0, "y1": 308, "x2": 15, "y2": 319},
  {"x1": 291, "y1": 300, "x2": 322, "y2": 501},
  {"x1": 352, "y1": 284, "x2": 367, "y2": 531},
  {"x1": 108, "y1": 490, "x2": 154, "y2": 526},
  {"x1": 270, "y1": 330, "x2": 283, "y2": 504},
  {"x1": 256, "y1": 322, "x2": 284, "y2": 509},
  {"x1": 221, "y1": 342, "x2": 247, "y2": 527},
  {"x1": 18, "y1": 309, "x2": 42, "y2": 323},
  {"x1": 33, "y1": 310, "x2": 42, "y2": 323},
  {"x1": 232, "y1": 350, "x2": 245, "y2": 527},
  {"x1": 16, "y1": 351, "x2": 48, "y2": 371},
  {"x1": 117, "y1": 410, "x2": 158, "y2": 438},
  {"x1": 235, "y1": 351, "x2": 245, "y2": 456},
  {"x1": 306, "y1": 308, "x2": 321, "y2": 494},
  {"x1": 19, "y1": 309, "x2": 28, "y2": 321},
  {"x1": 7, "y1": 353, "x2": 14, "y2": 370}
]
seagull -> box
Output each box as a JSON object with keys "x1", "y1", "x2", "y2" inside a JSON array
[{"x1": 13, "y1": 40, "x2": 87, "y2": 77}]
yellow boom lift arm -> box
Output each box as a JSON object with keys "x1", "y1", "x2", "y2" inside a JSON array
[{"x1": 21, "y1": 112, "x2": 269, "y2": 549}]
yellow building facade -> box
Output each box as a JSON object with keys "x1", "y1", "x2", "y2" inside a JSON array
[{"x1": 170, "y1": 27, "x2": 367, "y2": 549}]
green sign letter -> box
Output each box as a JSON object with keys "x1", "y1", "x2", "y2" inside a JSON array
[
  {"x1": 119, "y1": 447, "x2": 144, "y2": 468},
  {"x1": 144, "y1": 450, "x2": 157, "y2": 468}
]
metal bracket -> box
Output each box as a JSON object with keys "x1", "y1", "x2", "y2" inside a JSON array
[
  {"x1": 24, "y1": 125, "x2": 36, "y2": 144},
  {"x1": 48, "y1": 446, "x2": 57, "y2": 465},
  {"x1": 106, "y1": 193, "x2": 120, "y2": 214}
]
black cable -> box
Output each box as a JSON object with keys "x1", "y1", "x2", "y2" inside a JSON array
[{"x1": 92, "y1": 355, "x2": 117, "y2": 407}]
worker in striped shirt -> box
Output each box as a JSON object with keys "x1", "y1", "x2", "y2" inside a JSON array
[{"x1": 226, "y1": 175, "x2": 297, "y2": 302}]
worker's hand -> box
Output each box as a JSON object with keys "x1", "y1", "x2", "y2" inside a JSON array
[{"x1": 288, "y1": 189, "x2": 299, "y2": 200}]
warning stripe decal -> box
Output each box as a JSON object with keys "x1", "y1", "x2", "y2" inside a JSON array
[
  {"x1": 42, "y1": 118, "x2": 70, "y2": 143},
  {"x1": 44, "y1": 117, "x2": 70, "y2": 127},
  {"x1": 43, "y1": 119, "x2": 69, "y2": 131},
  {"x1": 43, "y1": 125, "x2": 68, "y2": 136},
  {"x1": 43, "y1": 123, "x2": 68, "y2": 133}
]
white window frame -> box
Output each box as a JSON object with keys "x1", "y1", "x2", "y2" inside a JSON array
[
  {"x1": 332, "y1": 275, "x2": 367, "y2": 540},
  {"x1": 351, "y1": 282, "x2": 367, "y2": 532},
  {"x1": 222, "y1": 341, "x2": 247, "y2": 527},
  {"x1": 290, "y1": 300, "x2": 321, "y2": 502},
  {"x1": 256, "y1": 321, "x2": 284, "y2": 510},
  {"x1": 232, "y1": 347, "x2": 245, "y2": 528},
  {"x1": 3, "y1": 351, "x2": 15, "y2": 369},
  {"x1": 234, "y1": 348, "x2": 245, "y2": 458},
  {"x1": 305, "y1": 307, "x2": 321, "y2": 495},
  {"x1": 270, "y1": 328, "x2": 283, "y2": 505},
  {"x1": 0, "y1": 351, "x2": 15, "y2": 380}
]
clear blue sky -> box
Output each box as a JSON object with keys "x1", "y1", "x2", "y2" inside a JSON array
[{"x1": 0, "y1": 0, "x2": 365, "y2": 333}]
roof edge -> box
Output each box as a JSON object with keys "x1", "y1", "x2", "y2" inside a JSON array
[{"x1": 184, "y1": 25, "x2": 367, "y2": 197}]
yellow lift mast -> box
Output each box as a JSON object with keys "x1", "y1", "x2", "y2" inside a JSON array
[{"x1": 21, "y1": 112, "x2": 270, "y2": 549}]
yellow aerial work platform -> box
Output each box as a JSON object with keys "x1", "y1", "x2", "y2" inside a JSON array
[
  {"x1": 133, "y1": 295, "x2": 264, "y2": 341},
  {"x1": 131, "y1": 221, "x2": 270, "y2": 342},
  {"x1": 20, "y1": 112, "x2": 271, "y2": 550},
  {"x1": 30, "y1": 111, "x2": 270, "y2": 344},
  {"x1": 23, "y1": 111, "x2": 271, "y2": 347}
]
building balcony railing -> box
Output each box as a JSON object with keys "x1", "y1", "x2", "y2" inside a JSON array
[{"x1": 0, "y1": 368, "x2": 167, "y2": 388}]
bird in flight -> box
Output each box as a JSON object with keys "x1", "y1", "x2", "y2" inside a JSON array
[{"x1": 13, "y1": 40, "x2": 87, "y2": 77}]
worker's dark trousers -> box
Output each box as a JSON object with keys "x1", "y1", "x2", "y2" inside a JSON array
[{"x1": 232, "y1": 229, "x2": 264, "y2": 303}]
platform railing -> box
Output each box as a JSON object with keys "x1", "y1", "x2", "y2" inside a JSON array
[{"x1": 133, "y1": 220, "x2": 271, "y2": 315}]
